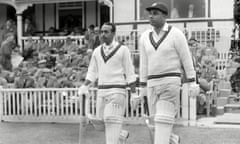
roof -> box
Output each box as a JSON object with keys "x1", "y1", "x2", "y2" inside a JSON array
[{"x1": 15, "y1": 0, "x2": 95, "y2": 4}]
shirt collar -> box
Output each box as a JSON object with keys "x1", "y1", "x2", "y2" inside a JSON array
[
  {"x1": 103, "y1": 39, "x2": 117, "y2": 50},
  {"x1": 151, "y1": 23, "x2": 169, "y2": 33}
]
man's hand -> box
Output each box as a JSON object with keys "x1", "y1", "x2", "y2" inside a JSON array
[
  {"x1": 78, "y1": 85, "x2": 89, "y2": 97},
  {"x1": 188, "y1": 82, "x2": 200, "y2": 97},
  {"x1": 70, "y1": 85, "x2": 89, "y2": 100}
]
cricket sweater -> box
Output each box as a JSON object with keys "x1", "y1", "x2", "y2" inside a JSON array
[
  {"x1": 139, "y1": 23, "x2": 196, "y2": 87},
  {"x1": 86, "y1": 40, "x2": 136, "y2": 95}
]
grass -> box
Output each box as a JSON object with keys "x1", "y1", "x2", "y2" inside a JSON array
[{"x1": 0, "y1": 122, "x2": 240, "y2": 144}]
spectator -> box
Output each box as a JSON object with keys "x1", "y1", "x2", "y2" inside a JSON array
[
  {"x1": 51, "y1": 39, "x2": 64, "y2": 50},
  {"x1": 35, "y1": 70, "x2": 47, "y2": 88},
  {"x1": 22, "y1": 37, "x2": 37, "y2": 61},
  {"x1": 36, "y1": 36, "x2": 49, "y2": 53},
  {"x1": 2, "y1": 19, "x2": 17, "y2": 42},
  {"x1": 188, "y1": 4, "x2": 195, "y2": 18},
  {"x1": 23, "y1": 17, "x2": 36, "y2": 36},
  {"x1": 14, "y1": 68, "x2": 35, "y2": 88},
  {"x1": 47, "y1": 27, "x2": 57, "y2": 36},
  {"x1": 0, "y1": 33, "x2": 16, "y2": 71},
  {"x1": 61, "y1": 37, "x2": 79, "y2": 53},
  {"x1": 11, "y1": 45, "x2": 24, "y2": 69},
  {"x1": 56, "y1": 50, "x2": 69, "y2": 66},
  {"x1": 171, "y1": 7, "x2": 180, "y2": 18},
  {"x1": 85, "y1": 24, "x2": 95, "y2": 50},
  {"x1": 92, "y1": 26, "x2": 101, "y2": 50},
  {"x1": 0, "y1": 65, "x2": 8, "y2": 88}
]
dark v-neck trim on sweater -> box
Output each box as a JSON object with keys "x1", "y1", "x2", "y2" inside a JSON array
[
  {"x1": 149, "y1": 25, "x2": 172, "y2": 50},
  {"x1": 100, "y1": 43, "x2": 122, "y2": 63}
]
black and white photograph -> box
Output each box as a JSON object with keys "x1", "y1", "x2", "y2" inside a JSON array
[{"x1": 0, "y1": 0, "x2": 240, "y2": 144}]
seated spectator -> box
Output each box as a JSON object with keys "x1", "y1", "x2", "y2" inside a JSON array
[
  {"x1": 51, "y1": 39, "x2": 64, "y2": 50},
  {"x1": 11, "y1": 45, "x2": 24, "y2": 69},
  {"x1": 47, "y1": 27, "x2": 57, "y2": 36},
  {"x1": 14, "y1": 68, "x2": 35, "y2": 88},
  {"x1": 0, "y1": 76, "x2": 8, "y2": 88},
  {"x1": 36, "y1": 36, "x2": 49, "y2": 53},
  {"x1": 45, "y1": 53, "x2": 56, "y2": 69},
  {"x1": 80, "y1": 51, "x2": 91, "y2": 67},
  {"x1": 35, "y1": 70, "x2": 47, "y2": 88},
  {"x1": 61, "y1": 37, "x2": 79, "y2": 53},
  {"x1": 68, "y1": 52, "x2": 82, "y2": 67},
  {"x1": 69, "y1": 27, "x2": 82, "y2": 36},
  {"x1": 0, "y1": 63, "x2": 11, "y2": 78},
  {"x1": 33, "y1": 59, "x2": 49, "y2": 78},
  {"x1": 56, "y1": 50, "x2": 69, "y2": 66},
  {"x1": 45, "y1": 72, "x2": 59, "y2": 88},
  {"x1": 59, "y1": 27, "x2": 70, "y2": 36},
  {"x1": 25, "y1": 61, "x2": 38, "y2": 77},
  {"x1": 23, "y1": 37, "x2": 37, "y2": 61}
]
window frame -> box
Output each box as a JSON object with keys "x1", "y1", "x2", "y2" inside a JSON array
[
  {"x1": 56, "y1": 2, "x2": 85, "y2": 29},
  {"x1": 137, "y1": 0, "x2": 209, "y2": 20}
]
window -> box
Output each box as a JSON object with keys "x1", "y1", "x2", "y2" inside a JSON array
[
  {"x1": 57, "y1": 2, "x2": 84, "y2": 31},
  {"x1": 139, "y1": 0, "x2": 206, "y2": 20}
]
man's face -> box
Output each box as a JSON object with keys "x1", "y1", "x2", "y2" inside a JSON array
[
  {"x1": 100, "y1": 24, "x2": 115, "y2": 44},
  {"x1": 148, "y1": 9, "x2": 166, "y2": 28},
  {"x1": 189, "y1": 40, "x2": 198, "y2": 47},
  {"x1": 6, "y1": 20, "x2": 13, "y2": 29}
]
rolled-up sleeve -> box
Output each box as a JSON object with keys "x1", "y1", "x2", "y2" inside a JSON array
[
  {"x1": 139, "y1": 34, "x2": 148, "y2": 84},
  {"x1": 85, "y1": 51, "x2": 98, "y2": 82}
]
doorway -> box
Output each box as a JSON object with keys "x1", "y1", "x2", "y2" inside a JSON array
[{"x1": 100, "y1": 5, "x2": 110, "y2": 26}]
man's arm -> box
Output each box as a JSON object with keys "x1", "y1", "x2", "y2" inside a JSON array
[
  {"x1": 85, "y1": 50, "x2": 98, "y2": 83},
  {"x1": 77, "y1": 50, "x2": 98, "y2": 96},
  {"x1": 139, "y1": 33, "x2": 148, "y2": 86},
  {"x1": 174, "y1": 29, "x2": 196, "y2": 81},
  {"x1": 122, "y1": 46, "x2": 136, "y2": 93}
]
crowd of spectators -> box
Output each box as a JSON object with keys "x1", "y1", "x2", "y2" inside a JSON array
[
  {"x1": 188, "y1": 38, "x2": 219, "y2": 114},
  {"x1": 0, "y1": 22, "x2": 103, "y2": 89},
  {"x1": 0, "y1": 35, "x2": 92, "y2": 89}
]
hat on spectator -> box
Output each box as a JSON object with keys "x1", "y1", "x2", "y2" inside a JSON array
[
  {"x1": 41, "y1": 68, "x2": 51, "y2": 73},
  {"x1": 146, "y1": 2, "x2": 168, "y2": 15},
  {"x1": 87, "y1": 48, "x2": 93, "y2": 54},
  {"x1": 38, "y1": 59, "x2": 47, "y2": 65},
  {"x1": 59, "y1": 50, "x2": 65, "y2": 54},
  {"x1": 39, "y1": 36, "x2": 44, "y2": 40},
  {"x1": 21, "y1": 68, "x2": 29, "y2": 76},
  {"x1": 66, "y1": 37, "x2": 73, "y2": 42}
]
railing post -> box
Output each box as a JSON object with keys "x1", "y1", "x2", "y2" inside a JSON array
[{"x1": 0, "y1": 86, "x2": 3, "y2": 122}]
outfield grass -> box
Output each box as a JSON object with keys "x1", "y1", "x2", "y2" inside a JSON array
[{"x1": 0, "y1": 122, "x2": 240, "y2": 144}]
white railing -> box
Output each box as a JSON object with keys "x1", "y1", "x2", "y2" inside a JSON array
[
  {"x1": 216, "y1": 52, "x2": 232, "y2": 79},
  {"x1": 0, "y1": 88, "x2": 145, "y2": 123},
  {"x1": 0, "y1": 88, "x2": 82, "y2": 123},
  {"x1": 21, "y1": 36, "x2": 85, "y2": 49},
  {"x1": 0, "y1": 87, "x2": 194, "y2": 124}
]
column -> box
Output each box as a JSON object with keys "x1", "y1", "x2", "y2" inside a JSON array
[
  {"x1": 0, "y1": 86, "x2": 3, "y2": 122},
  {"x1": 16, "y1": 13, "x2": 23, "y2": 52}
]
